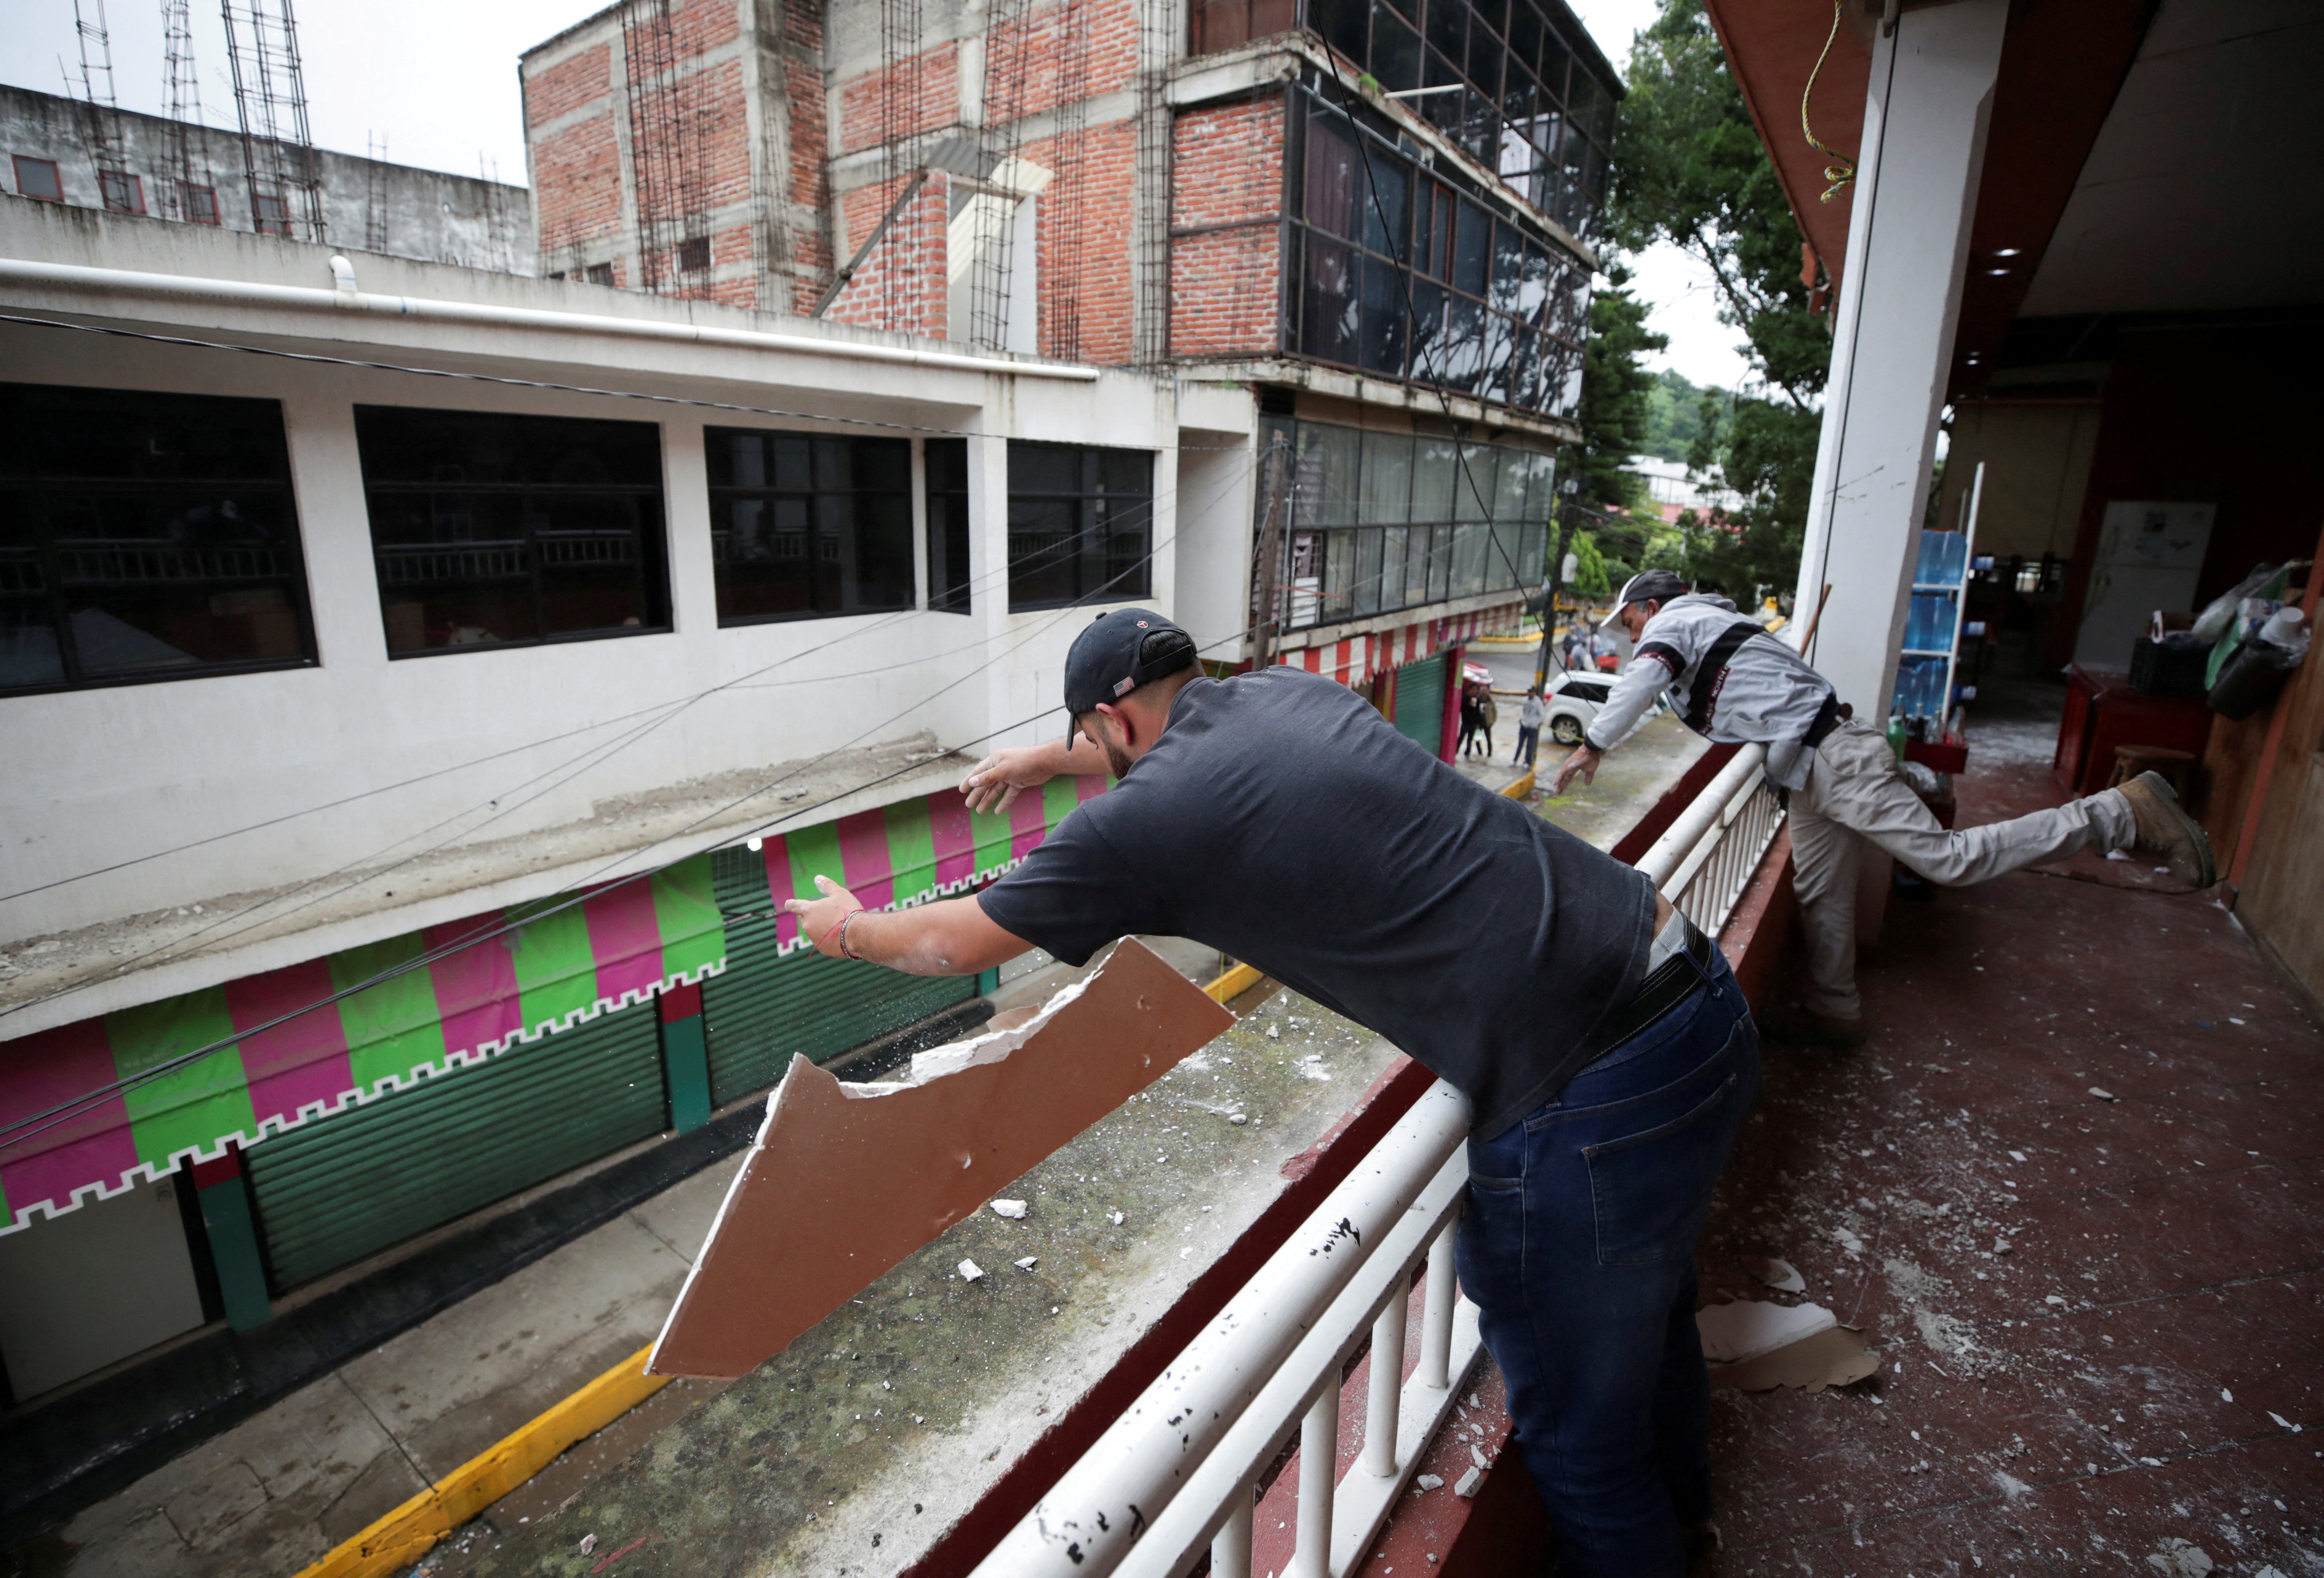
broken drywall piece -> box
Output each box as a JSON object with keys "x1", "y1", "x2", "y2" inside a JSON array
[
  {"x1": 647, "y1": 938, "x2": 1233, "y2": 1377},
  {"x1": 1707, "y1": 1324, "x2": 1879, "y2": 1393},
  {"x1": 1413, "y1": 1474, "x2": 1443, "y2": 1492},
  {"x1": 1748, "y1": 1255, "x2": 1806, "y2": 1293},
  {"x1": 959, "y1": 1259, "x2": 984, "y2": 1283},
  {"x1": 2090, "y1": 1086, "x2": 2117, "y2": 1101},
  {"x1": 2147, "y1": 1539, "x2": 2215, "y2": 1576},
  {"x1": 1697, "y1": 1299, "x2": 1838, "y2": 1365},
  {"x1": 1454, "y1": 1468, "x2": 1482, "y2": 1498},
  {"x1": 990, "y1": 1199, "x2": 1028, "y2": 1220},
  {"x1": 1013, "y1": 1256, "x2": 1038, "y2": 1270}
]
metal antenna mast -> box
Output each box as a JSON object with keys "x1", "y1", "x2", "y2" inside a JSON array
[
  {"x1": 68, "y1": 0, "x2": 129, "y2": 203},
  {"x1": 365, "y1": 132, "x2": 390, "y2": 253},
  {"x1": 221, "y1": 0, "x2": 327, "y2": 242},
  {"x1": 159, "y1": 0, "x2": 211, "y2": 220}
]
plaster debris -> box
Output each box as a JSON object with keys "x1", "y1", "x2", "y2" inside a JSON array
[
  {"x1": 2146, "y1": 1538, "x2": 2214, "y2": 1576},
  {"x1": 1454, "y1": 1467, "x2": 1483, "y2": 1498},
  {"x1": 1014, "y1": 1257, "x2": 1039, "y2": 1270},
  {"x1": 990, "y1": 1199, "x2": 1029, "y2": 1220},
  {"x1": 1834, "y1": 1227, "x2": 1865, "y2": 1256},
  {"x1": 1748, "y1": 1255, "x2": 1807, "y2": 1293},
  {"x1": 1266, "y1": 1024, "x2": 1281, "y2": 1039},
  {"x1": 2090, "y1": 1087, "x2": 2118, "y2": 1101},
  {"x1": 1469, "y1": 1444, "x2": 1488, "y2": 1469},
  {"x1": 579, "y1": 1534, "x2": 598, "y2": 1555},
  {"x1": 1698, "y1": 1299, "x2": 1878, "y2": 1393},
  {"x1": 2220, "y1": 1388, "x2": 2232, "y2": 1402},
  {"x1": 1107, "y1": 1210, "x2": 1127, "y2": 1226},
  {"x1": 1414, "y1": 1474, "x2": 1443, "y2": 1491},
  {"x1": 644, "y1": 940, "x2": 1229, "y2": 1376},
  {"x1": 959, "y1": 1259, "x2": 984, "y2": 1282},
  {"x1": 1230, "y1": 1113, "x2": 1249, "y2": 1125},
  {"x1": 2268, "y1": 1411, "x2": 2300, "y2": 1432}
]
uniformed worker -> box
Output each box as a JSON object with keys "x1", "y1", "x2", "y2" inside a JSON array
[
  {"x1": 785, "y1": 608, "x2": 1759, "y2": 1577},
  {"x1": 1552, "y1": 569, "x2": 2216, "y2": 1043}
]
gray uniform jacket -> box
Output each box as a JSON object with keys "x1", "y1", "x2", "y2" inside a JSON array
[{"x1": 1582, "y1": 593, "x2": 1839, "y2": 790}]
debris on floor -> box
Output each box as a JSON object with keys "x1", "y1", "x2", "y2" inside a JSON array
[
  {"x1": 990, "y1": 1198, "x2": 1028, "y2": 1219},
  {"x1": 1697, "y1": 1299, "x2": 1878, "y2": 1393},
  {"x1": 1746, "y1": 1254, "x2": 1806, "y2": 1292}
]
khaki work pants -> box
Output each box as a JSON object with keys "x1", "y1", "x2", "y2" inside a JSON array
[{"x1": 1789, "y1": 720, "x2": 2136, "y2": 1018}]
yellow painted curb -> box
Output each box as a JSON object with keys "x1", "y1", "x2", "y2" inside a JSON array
[
  {"x1": 1203, "y1": 961, "x2": 1264, "y2": 1003},
  {"x1": 1503, "y1": 770, "x2": 1537, "y2": 799},
  {"x1": 295, "y1": 1342, "x2": 670, "y2": 1578}
]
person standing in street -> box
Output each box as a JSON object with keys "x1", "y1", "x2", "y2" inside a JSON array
[
  {"x1": 1515, "y1": 685, "x2": 1545, "y2": 768},
  {"x1": 1551, "y1": 570, "x2": 2217, "y2": 1044},
  {"x1": 1458, "y1": 682, "x2": 1485, "y2": 757},
  {"x1": 785, "y1": 609, "x2": 1758, "y2": 1576}
]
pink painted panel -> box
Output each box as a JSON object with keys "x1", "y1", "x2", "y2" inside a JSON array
[
  {"x1": 223, "y1": 958, "x2": 353, "y2": 1126},
  {"x1": 763, "y1": 837, "x2": 804, "y2": 949},
  {"x1": 1008, "y1": 785, "x2": 1048, "y2": 859},
  {"x1": 425, "y1": 915, "x2": 523, "y2": 1059},
  {"x1": 1075, "y1": 773, "x2": 1109, "y2": 805},
  {"x1": 836, "y1": 808, "x2": 897, "y2": 910},
  {"x1": 928, "y1": 791, "x2": 977, "y2": 888},
  {"x1": 0, "y1": 1018, "x2": 141, "y2": 1218},
  {"x1": 584, "y1": 881, "x2": 667, "y2": 1006}
]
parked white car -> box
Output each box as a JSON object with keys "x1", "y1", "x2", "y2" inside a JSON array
[{"x1": 1538, "y1": 667, "x2": 1665, "y2": 747}]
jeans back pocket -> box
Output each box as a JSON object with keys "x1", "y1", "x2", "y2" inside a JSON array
[{"x1": 1582, "y1": 1064, "x2": 1744, "y2": 1268}]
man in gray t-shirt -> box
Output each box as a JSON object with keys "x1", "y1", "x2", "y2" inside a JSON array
[{"x1": 785, "y1": 609, "x2": 1763, "y2": 1575}]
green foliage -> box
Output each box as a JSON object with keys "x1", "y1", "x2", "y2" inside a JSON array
[
  {"x1": 1599, "y1": 0, "x2": 1832, "y2": 605},
  {"x1": 1569, "y1": 530, "x2": 1613, "y2": 596},
  {"x1": 1573, "y1": 263, "x2": 1664, "y2": 516},
  {"x1": 1638, "y1": 369, "x2": 1732, "y2": 463}
]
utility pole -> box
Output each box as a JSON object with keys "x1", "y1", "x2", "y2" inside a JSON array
[
  {"x1": 1536, "y1": 475, "x2": 1583, "y2": 692},
  {"x1": 1250, "y1": 433, "x2": 1290, "y2": 670}
]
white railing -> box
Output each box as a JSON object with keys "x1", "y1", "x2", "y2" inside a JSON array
[
  {"x1": 1636, "y1": 743, "x2": 1784, "y2": 937},
  {"x1": 971, "y1": 752, "x2": 1789, "y2": 1578}
]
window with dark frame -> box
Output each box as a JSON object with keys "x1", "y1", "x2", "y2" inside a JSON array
[
  {"x1": 13, "y1": 156, "x2": 63, "y2": 203},
  {"x1": 1006, "y1": 442, "x2": 1153, "y2": 610},
  {"x1": 585, "y1": 262, "x2": 615, "y2": 286},
  {"x1": 355, "y1": 406, "x2": 671, "y2": 656},
  {"x1": 252, "y1": 190, "x2": 291, "y2": 237},
  {"x1": 705, "y1": 428, "x2": 915, "y2": 624},
  {"x1": 1288, "y1": 88, "x2": 1589, "y2": 422},
  {"x1": 97, "y1": 169, "x2": 143, "y2": 214},
  {"x1": 179, "y1": 181, "x2": 220, "y2": 224},
  {"x1": 676, "y1": 236, "x2": 710, "y2": 273},
  {"x1": 0, "y1": 382, "x2": 317, "y2": 695},
  {"x1": 925, "y1": 437, "x2": 972, "y2": 614}
]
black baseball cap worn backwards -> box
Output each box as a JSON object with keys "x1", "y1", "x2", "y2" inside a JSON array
[{"x1": 1063, "y1": 608, "x2": 1196, "y2": 717}]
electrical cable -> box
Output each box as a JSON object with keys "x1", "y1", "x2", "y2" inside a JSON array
[
  {"x1": 0, "y1": 596, "x2": 1288, "y2": 1160},
  {"x1": 0, "y1": 452, "x2": 1263, "y2": 1025}
]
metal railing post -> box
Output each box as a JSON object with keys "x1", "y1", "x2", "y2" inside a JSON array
[
  {"x1": 1288, "y1": 1382, "x2": 1339, "y2": 1578},
  {"x1": 1419, "y1": 1220, "x2": 1457, "y2": 1392},
  {"x1": 1209, "y1": 1480, "x2": 1254, "y2": 1578},
  {"x1": 1360, "y1": 1277, "x2": 1409, "y2": 1479}
]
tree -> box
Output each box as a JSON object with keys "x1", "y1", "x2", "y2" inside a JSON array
[
  {"x1": 1571, "y1": 263, "x2": 1666, "y2": 516},
  {"x1": 1607, "y1": 0, "x2": 1830, "y2": 604}
]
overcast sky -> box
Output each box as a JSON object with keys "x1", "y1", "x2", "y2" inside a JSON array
[{"x1": 0, "y1": 0, "x2": 1751, "y2": 392}]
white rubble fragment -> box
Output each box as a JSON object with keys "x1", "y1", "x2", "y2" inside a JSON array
[
  {"x1": 2089, "y1": 1087, "x2": 2117, "y2": 1101},
  {"x1": 1107, "y1": 1210, "x2": 1126, "y2": 1225},
  {"x1": 2105, "y1": 849, "x2": 2132, "y2": 862},
  {"x1": 2268, "y1": 1410, "x2": 2300, "y2": 1432},
  {"x1": 1230, "y1": 1113, "x2": 1249, "y2": 1125},
  {"x1": 579, "y1": 1534, "x2": 598, "y2": 1555},
  {"x1": 1469, "y1": 1444, "x2": 1488, "y2": 1469},
  {"x1": 1834, "y1": 1227, "x2": 1866, "y2": 1256},
  {"x1": 2045, "y1": 1295, "x2": 2068, "y2": 1306},
  {"x1": 990, "y1": 1198, "x2": 1029, "y2": 1220},
  {"x1": 1454, "y1": 1467, "x2": 1483, "y2": 1498},
  {"x1": 1266, "y1": 1024, "x2": 1281, "y2": 1039},
  {"x1": 2145, "y1": 1538, "x2": 2214, "y2": 1576},
  {"x1": 1749, "y1": 1256, "x2": 1807, "y2": 1293},
  {"x1": 959, "y1": 1258, "x2": 984, "y2": 1282},
  {"x1": 1414, "y1": 1474, "x2": 1443, "y2": 1491},
  {"x1": 1015, "y1": 1256, "x2": 1039, "y2": 1270},
  {"x1": 1696, "y1": 1299, "x2": 1838, "y2": 1363}
]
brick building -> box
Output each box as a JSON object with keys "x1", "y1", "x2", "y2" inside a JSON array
[{"x1": 519, "y1": 0, "x2": 1623, "y2": 692}]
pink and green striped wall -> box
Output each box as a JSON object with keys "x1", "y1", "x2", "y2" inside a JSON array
[{"x1": 0, "y1": 775, "x2": 1109, "y2": 1234}]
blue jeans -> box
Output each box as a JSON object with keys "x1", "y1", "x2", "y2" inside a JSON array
[
  {"x1": 1456, "y1": 945, "x2": 1760, "y2": 1577},
  {"x1": 1515, "y1": 723, "x2": 1540, "y2": 767}
]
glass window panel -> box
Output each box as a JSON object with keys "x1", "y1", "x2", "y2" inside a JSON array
[
  {"x1": 1006, "y1": 442, "x2": 1152, "y2": 609},
  {"x1": 1370, "y1": 4, "x2": 1423, "y2": 93},
  {"x1": 1408, "y1": 279, "x2": 1449, "y2": 386},
  {"x1": 1454, "y1": 518, "x2": 1489, "y2": 596},
  {"x1": 1452, "y1": 444, "x2": 1495, "y2": 521},
  {"x1": 1299, "y1": 231, "x2": 1362, "y2": 366},
  {"x1": 1439, "y1": 292, "x2": 1485, "y2": 392},
  {"x1": 1320, "y1": 527, "x2": 1356, "y2": 623},
  {"x1": 1359, "y1": 433, "x2": 1414, "y2": 526},
  {"x1": 1465, "y1": 13, "x2": 1504, "y2": 102},
  {"x1": 1359, "y1": 143, "x2": 1408, "y2": 258},
  {"x1": 1488, "y1": 219, "x2": 1525, "y2": 316},
  {"x1": 1295, "y1": 422, "x2": 1363, "y2": 526},
  {"x1": 1379, "y1": 523, "x2": 1412, "y2": 610},
  {"x1": 1493, "y1": 443, "x2": 1532, "y2": 520},
  {"x1": 1452, "y1": 201, "x2": 1491, "y2": 297},
  {"x1": 0, "y1": 383, "x2": 318, "y2": 694},
  {"x1": 1313, "y1": 0, "x2": 1369, "y2": 58},
  {"x1": 1536, "y1": 15, "x2": 1571, "y2": 104},
  {"x1": 1412, "y1": 436, "x2": 1458, "y2": 522},
  {"x1": 704, "y1": 427, "x2": 908, "y2": 626},
  {"x1": 1424, "y1": 0, "x2": 1465, "y2": 62},
  {"x1": 925, "y1": 437, "x2": 972, "y2": 613},
  {"x1": 1429, "y1": 520, "x2": 1455, "y2": 601},
  {"x1": 1358, "y1": 253, "x2": 1409, "y2": 376},
  {"x1": 1351, "y1": 524, "x2": 1384, "y2": 617},
  {"x1": 1303, "y1": 117, "x2": 1362, "y2": 242},
  {"x1": 1507, "y1": 5, "x2": 1542, "y2": 84}
]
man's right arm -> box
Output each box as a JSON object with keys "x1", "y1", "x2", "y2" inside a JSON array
[
  {"x1": 961, "y1": 734, "x2": 1111, "y2": 813},
  {"x1": 1580, "y1": 648, "x2": 1680, "y2": 753}
]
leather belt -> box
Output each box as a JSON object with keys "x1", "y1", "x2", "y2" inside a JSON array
[{"x1": 1574, "y1": 915, "x2": 1714, "y2": 1071}]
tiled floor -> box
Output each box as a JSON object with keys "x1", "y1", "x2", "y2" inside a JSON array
[{"x1": 1693, "y1": 693, "x2": 2324, "y2": 1576}]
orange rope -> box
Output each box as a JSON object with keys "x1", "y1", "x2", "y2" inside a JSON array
[{"x1": 1802, "y1": 0, "x2": 1857, "y2": 203}]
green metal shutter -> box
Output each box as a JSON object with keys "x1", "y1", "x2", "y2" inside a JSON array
[
  {"x1": 701, "y1": 845, "x2": 976, "y2": 1106},
  {"x1": 1394, "y1": 653, "x2": 1448, "y2": 755},
  {"x1": 244, "y1": 1001, "x2": 666, "y2": 1290}
]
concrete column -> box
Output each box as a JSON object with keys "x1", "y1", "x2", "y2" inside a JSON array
[
  {"x1": 1793, "y1": 0, "x2": 2008, "y2": 719},
  {"x1": 967, "y1": 417, "x2": 1025, "y2": 751}
]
